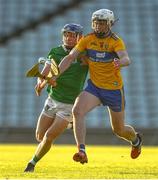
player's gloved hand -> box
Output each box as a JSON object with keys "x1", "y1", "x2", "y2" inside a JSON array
[
  {"x1": 113, "y1": 58, "x2": 121, "y2": 70},
  {"x1": 35, "y1": 78, "x2": 47, "y2": 96}
]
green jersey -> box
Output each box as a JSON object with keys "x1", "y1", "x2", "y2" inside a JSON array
[{"x1": 47, "y1": 45, "x2": 88, "y2": 104}]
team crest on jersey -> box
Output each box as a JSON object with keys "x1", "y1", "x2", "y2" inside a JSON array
[
  {"x1": 104, "y1": 44, "x2": 109, "y2": 50},
  {"x1": 99, "y1": 42, "x2": 104, "y2": 48},
  {"x1": 113, "y1": 81, "x2": 119, "y2": 86}
]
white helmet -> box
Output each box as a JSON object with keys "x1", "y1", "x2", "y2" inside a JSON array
[{"x1": 92, "y1": 9, "x2": 115, "y2": 26}]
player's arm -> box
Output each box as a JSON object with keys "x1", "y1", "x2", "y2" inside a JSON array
[
  {"x1": 40, "y1": 61, "x2": 51, "y2": 78},
  {"x1": 34, "y1": 62, "x2": 51, "y2": 96},
  {"x1": 58, "y1": 48, "x2": 80, "y2": 74},
  {"x1": 78, "y1": 52, "x2": 89, "y2": 66},
  {"x1": 35, "y1": 59, "x2": 54, "y2": 96},
  {"x1": 36, "y1": 47, "x2": 79, "y2": 93},
  {"x1": 117, "y1": 50, "x2": 131, "y2": 66},
  {"x1": 113, "y1": 37, "x2": 131, "y2": 68},
  {"x1": 114, "y1": 50, "x2": 131, "y2": 69}
]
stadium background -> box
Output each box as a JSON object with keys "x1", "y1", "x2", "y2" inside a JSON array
[{"x1": 0, "y1": 0, "x2": 157, "y2": 145}]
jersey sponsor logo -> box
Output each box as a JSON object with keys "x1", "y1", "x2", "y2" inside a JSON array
[
  {"x1": 90, "y1": 57, "x2": 113, "y2": 62},
  {"x1": 96, "y1": 52, "x2": 105, "y2": 58},
  {"x1": 87, "y1": 49, "x2": 117, "y2": 63}
]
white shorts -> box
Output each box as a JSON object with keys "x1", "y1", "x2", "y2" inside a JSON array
[{"x1": 41, "y1": 96, "x2": 73, "y2": 122}]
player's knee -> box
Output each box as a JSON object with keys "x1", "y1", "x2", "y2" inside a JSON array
[
  {"x1": 72, "y1": 105, "x2": 84, "y2": 118},
  {"x1": 36, "y1": 131, "x2": 44, "y2": 142}
]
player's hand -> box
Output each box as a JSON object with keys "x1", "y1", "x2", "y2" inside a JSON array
[
  {"x1": 35, "y1": 78, "x2": 47, "y2": 96},
  {"x1": 78, "y1": 54, "x2": 88, "y2": 66},
  {"x1": 47, "y1": 76, "x2": 57, "y2": 87},
  {"x1": 113, "y1": 58, "x2": 121, "y2": 70}
]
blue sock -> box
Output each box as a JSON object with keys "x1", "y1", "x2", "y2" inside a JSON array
[{"x1": 79, "y1": 144, "x2": 86, "y2": 153}]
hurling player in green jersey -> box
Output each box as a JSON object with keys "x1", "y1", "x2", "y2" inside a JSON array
[{"x1": 24, "y1": 23, "x2": 88, "y2": 172}]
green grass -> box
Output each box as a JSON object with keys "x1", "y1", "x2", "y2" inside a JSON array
[{"x1": 0, "y1": 144, "x2": 158, "y2": 179}]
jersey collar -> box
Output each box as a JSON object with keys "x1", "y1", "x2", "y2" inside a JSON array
[{"x1": 62, "y1": 45, "x2": 72, "y2": 53}]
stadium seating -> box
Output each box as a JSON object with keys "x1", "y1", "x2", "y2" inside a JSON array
[{"x1": 0, "y1": 0, "x2": 158, "y2": 129}]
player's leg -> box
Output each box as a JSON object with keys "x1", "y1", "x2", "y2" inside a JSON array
[
  {"x1": 24, "y1": 113, "x2": 54, "y2": 172},
  {"x1": 36, "y1": 113, "x2": 54, "y2": 142},
  {"x1": 35, "y1": 96, "x2": 58, "y2": 142},
  {"x1": 24, "y1": 116, "x2": 54, "y2": 172},
  {"x1": 24, "y1": 115, "x2": 69, "y2": 172},
  {"x1": 108, "y1": 109, "x2": 142, "y2": 159},
  {"x1": 24, "y1": 97, "x2": 56, "y2": 172},
  {"x1": 24, "y1": 99, "x2": 72, "y2": 172},
  {"x1": 72, "y1": 90, "x2": 101, "y2": 164},
  {"x1": 106, "y1": 87, "x2": 142, "y2": 159},
  {"x1": 100, "y1": 87, "x2": 142, "y2": 159},
  {"x1": 108, "y1": 109, "x2": 137, "y2": 142},
  {"x1": 33, "y1": 115, "x2": 69, "y2": 161}
]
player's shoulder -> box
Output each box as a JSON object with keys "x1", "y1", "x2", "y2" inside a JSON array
[
  {"x1": 110, "y1": 32, "x2": 122, "y2": 41},
  {"x1": 48, "y1": 45, "x2": 63, "y2": 58},
  {"x1": 49, "y1": 45, "x2": 63, "y2": 54}
]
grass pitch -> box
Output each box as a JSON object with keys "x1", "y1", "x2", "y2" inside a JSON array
[{"x1": 0, "y1": 144, "x2": 158, "y2": 179}]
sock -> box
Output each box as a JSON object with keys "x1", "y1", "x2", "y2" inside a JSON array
[
  {"x1": 78, "y1": 144, "x2": 86, "y2": 153},
  {"x1": 132, "y1": 136, "x2": 140, "y2": 147},
  {"x1": 29, "y1": 155, "x2": 40, "y2": 166}
]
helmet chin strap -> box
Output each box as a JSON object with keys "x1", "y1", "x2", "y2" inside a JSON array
[{"x1": 94, "y1": 29, "x2": 111, "y2": 38}]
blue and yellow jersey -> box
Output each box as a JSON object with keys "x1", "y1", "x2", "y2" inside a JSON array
[{"x1": 75, "y1": 32, "x2": 126, "y2": 90}]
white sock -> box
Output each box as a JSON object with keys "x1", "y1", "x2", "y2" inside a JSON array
[
  {"x1": 29, "y1": 159, "x2": 36, "y2": 166},
  {"x1": 132, "y1": 137, "x2": 140, "y2": 147}
]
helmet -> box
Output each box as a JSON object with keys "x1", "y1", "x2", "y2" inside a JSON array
[
  {"x1": 62, "y1": 23, "x2": 83, "y2": 49},
  {"x1": 61, "y1": 23, "x2": 83, "y2": 35},
  {"x1": 92, "y1": 9, "x2": 115, "y2": 26}
]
